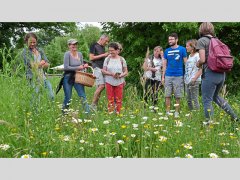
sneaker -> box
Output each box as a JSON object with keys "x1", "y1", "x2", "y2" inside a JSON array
[
  {"x1": 90, "y1": 104, "x2": 97, "y2": 112},
  {"x1": 174, "y1": 112, "x2": 180, "y2": 118}
]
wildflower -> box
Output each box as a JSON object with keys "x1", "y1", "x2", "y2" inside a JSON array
[
  {"x1": 159, "y1": 136, "x2": 167, "y2": 142},
  {"x1": 21, "y1": 154, "x2": 32, "y2": 158},
  {"x1": 154, "y1": 107, "x2": 159, "y2": 110},
  {"x1": 142, "y1": 116, "x2": 148, "y2": 120},
  {"x1": 115, "y1": 156, "x2": 122, "y2": 158},
  {"x1": 79, "y1": 147, "x2": 85, "y2": 151},
  {"x1": 175, "y1": 120, "x2": 183, "y2": 127},
  {"x1": 185, "y1": 154, "x2": 193, "y2": 158},
  {"x1": 222, "y1": 149, "x2": 230, "y2": 155},
  {"x1": 125, "y1": 121, "x2": 130, "y2": 124},
  {"x1": 145, "y1": 146, "x2": 150, "y2": 149},
  {"x1": 103, "y1": 120, "x2": 110, "y2": 124},
  {"x1": 183, "y1": 143, "x2": 193, "y2": 150},
  {"x1": 159, "y1": 117, "x2": 164, "y2": 120},
  {"x1": 90, "y1": 128, "x2": 98, "y2": 132},
  {"x1": 170, "y1": 110, "x2": 175, "y2": 112},
  {"x1": 149, "y1": 106, "x2": 154, "y2": 109},
  {"x1": 163, "y1": 117, "x2": 168, "y2": 120},
  {"x1": 99, "y1": 143, "x2": 104, "y2": 146},
  {"x1": 168, "y1": 112, "x2": 173, "y2": 116},
  {"x1": 132, "y1": 124, "x2": 139, "y2": 128},
  {"x1": 80, "y1": 139, "x2": 85, "y2": 144},
  {"x1": 49, "y1": 151, "x2": 54, "y2": 155},
  {"x1": 110, "y1": 132, "x2": 117, "y2": 136},
  {"x1": 174, "y1": 104, "x2": 179, "y2": 107},
  {"x1": 117, "y1": 140, "x2": 124, "y2": 144},
  {"x1": 0, "y1": 144, "x2": 10, "y2": 151},
  {"x1": 130, "y1": 134, "x2": 136, "y2": 138},
  {"x1": 41, "y1": 152, "x2": 47, "y2": 156},
  {"x1": 63, "y1": 135, "x2": 70, "y2": 141},
  {"x1": 185, "y1": 114, "x2": 190, "y2": 117},
  {"x1": 154, "y1": 131, "x2": 159, "y2": 135},
  {"x1": 121, "y1": 125, "x2": 127, "y2": 129},
  {"x1": 209, "y1": 153, "x2": 219, "y2": 158},
  {"x1": 158, "y1": 112, "x2": 163, "y2": 116},
  {"x1": 218, "y1": 132, "x2": 226, "y2": 136},
  {"x1": 152, "y1": 118, "x2": 158, "y2": 121}
]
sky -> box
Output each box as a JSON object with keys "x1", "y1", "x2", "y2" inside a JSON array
[{"x1": 78, "y1": 22, "x2": 102, "y2": 29}]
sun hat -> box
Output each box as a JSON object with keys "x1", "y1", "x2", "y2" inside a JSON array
[{"x1": 67, "y1": 39, "x2": 78, "y2": 45}]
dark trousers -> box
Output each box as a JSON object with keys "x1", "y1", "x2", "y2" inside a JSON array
[{"x1": 144, "y1": 79, "x2": 162, "y2": 106}]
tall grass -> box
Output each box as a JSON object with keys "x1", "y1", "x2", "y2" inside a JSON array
[{"x1": 0, "y1": 49, "x2": 239, "y2": 158}]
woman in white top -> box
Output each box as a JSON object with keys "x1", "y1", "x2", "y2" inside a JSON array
[
  {"x1": 142, "y1": 46, "x2": 163, "y2": 106},
  {"x1": 102, "y1": 42, "x2": 128, "y2": 114},
  {"x1": 185, "y1": 39, "x2": 202, "y2": 110}
]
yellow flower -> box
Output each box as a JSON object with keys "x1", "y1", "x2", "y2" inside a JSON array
[
  {"x1": 41, "y1": 152, "x2": 47, "y2": 156},
  {"x1": 121, "y1": 125, "x2": 127, "y2": 129}
]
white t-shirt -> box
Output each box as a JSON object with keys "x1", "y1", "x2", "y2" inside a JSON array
[
  {"x1": 184, "y1": 53, "x2": 201, "y2": 84},
  {"x1": 143, "y1": 57, "x2": 163, "y2": 81},
  {"x1": 103, "y1": 57, "x2": 127, "y2": 86}
]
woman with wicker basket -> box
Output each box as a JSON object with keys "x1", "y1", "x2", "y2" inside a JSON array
[
  {"x1": 102, "y1": 42, "x2": 128, "y2": 114},
  {"x1": 62, "y1": 39, "x2": 90, "y2": 114}
]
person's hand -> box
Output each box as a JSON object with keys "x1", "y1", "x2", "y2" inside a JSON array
[
  {"x1": 39, "y1": 60, "x2": 46, "y2": 68},
  {"x1": 83, "y1": 63, "x2": 89, "y2": 68},
  {"x1": 196, "y1": 61, "x2": 201, "y2": 68},
  {"x1": 191, "y1": 78, "x2": 197, "y2": 85},
  {"x1": 119, "y1": 73, "x2": 124, "y2": 78},
  {"x1": 78, "y1": 65, "x2": 84, "y2": 70},
  {"x1": 104, "y1": 52, "x2": 109, "y2": 57}
]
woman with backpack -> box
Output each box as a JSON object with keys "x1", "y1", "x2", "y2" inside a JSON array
[
  {"x1": 196, "y1": 22, "x2": 238, "y2": 124},
  {"x1": 142, "y1": 46, "x2": 164, "y2": 107},
  {"x1": 102, "y1": 42, "x2": 128, "y2": 114}
]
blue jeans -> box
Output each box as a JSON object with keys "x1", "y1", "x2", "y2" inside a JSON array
[
  {"x1": 30, "y1": 79, "x2": 54, "y2": 100},
  {"x1": 62, "y1": 74, "x2": 90, "y2": 113},
  {"x1": 201, "y1": 69, "x2": 237, "y2": 120}
]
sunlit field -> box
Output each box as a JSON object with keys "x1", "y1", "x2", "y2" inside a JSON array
[{"x1": 0, "y1": 72, "x2": 239, "y2": 158}]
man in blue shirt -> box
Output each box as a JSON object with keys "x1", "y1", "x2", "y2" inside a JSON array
[{"x1": 162, "y1": 33, "x2": 187, "y2": 118}]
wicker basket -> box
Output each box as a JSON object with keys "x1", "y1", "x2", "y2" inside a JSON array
[{"x1": 75, "y1": 66, "x2": 96, "y2": 87}]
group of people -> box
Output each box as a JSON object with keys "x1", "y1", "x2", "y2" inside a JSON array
[
  {"x1": 143, "y1": 22, "x2": 238, "y2": 124},
  {"x1": 22, "y1": 22, "x2": 239, "y2": 124},
  {"x1": 22, "y1": 33, "x2": 128, "y2": 115}
]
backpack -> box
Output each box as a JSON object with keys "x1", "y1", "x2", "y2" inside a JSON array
[{"x1": 205, "y1": 36, "x2": 233, "y2": 73}]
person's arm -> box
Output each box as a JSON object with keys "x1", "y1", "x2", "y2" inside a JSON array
[
  {"x1": 119, "y1": 67, "x2": 128, "y2": 78},
  {"x1": 89, "y1": 53, "x2": 108, "y2": 61},
  {"x1": 119, "y1": 58, "x2": 128, "y2": 78},
  {"x1": 183, "y1": 57, "x2": 188, "y2": 63},
  {"x1": 38, "y1": 48, "x2": 50, "y2": 68},
  {"x1": 196, "y1": 49, "x2": 205, "y2": 68},
  {"x1": 192, "y1": 69, "x2": 202, "y2": 82},
  {"x1": 102, "y1": 66, "x2": 115, "y2": 76},
  {"x1": 89, "y1": 44, "x2": 108, "y2": 61},
  {"x1": 161, "y1": 59, "x2": 167, "y2": 84}
]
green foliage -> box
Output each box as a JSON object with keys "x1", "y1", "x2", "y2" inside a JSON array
[
  {"x1": 80, "y1": 24, "x2": 101, "y2": 47},
  {"x1": 0, "y1": 22, "x2": 77, "y2": 68}
]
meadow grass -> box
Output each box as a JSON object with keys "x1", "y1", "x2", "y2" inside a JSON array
[{"x1": 0, "y1": 73, "x2": 239, "y2": 158}]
